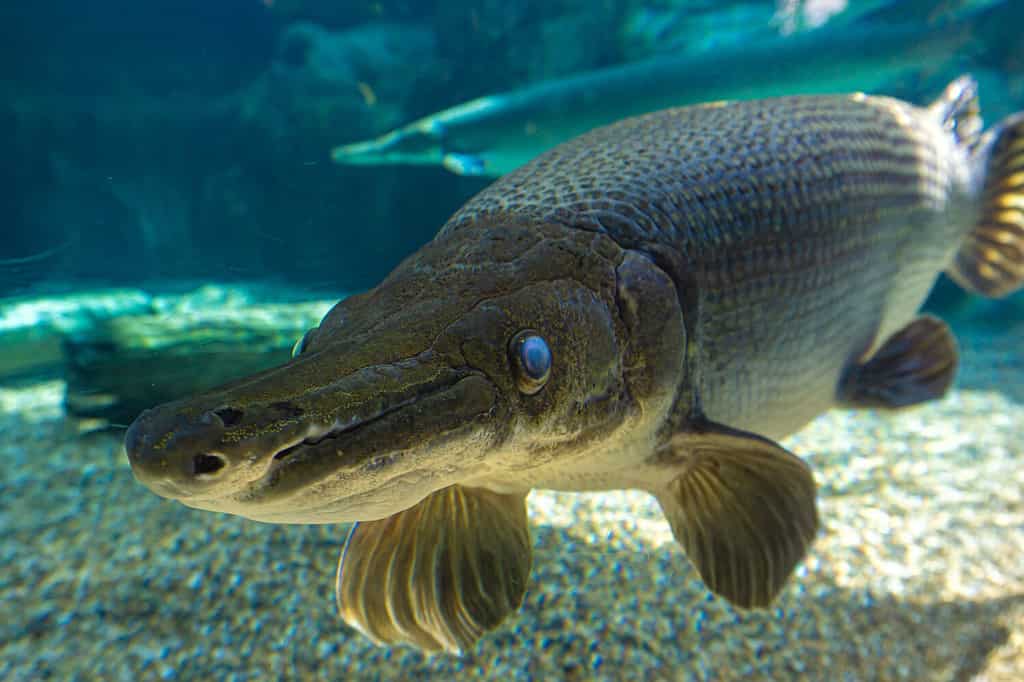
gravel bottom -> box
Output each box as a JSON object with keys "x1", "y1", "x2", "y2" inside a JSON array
[{"x1": 1, "y1": 324, "x2": 1021, "y2": 681}]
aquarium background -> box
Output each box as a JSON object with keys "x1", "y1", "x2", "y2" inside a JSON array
[{"x1": 2, "y1": 1, "x2": 1023, "y2": 680}]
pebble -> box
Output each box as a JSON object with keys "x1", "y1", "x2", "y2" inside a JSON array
[{"x1": 0, "y1": 321, "x2": 1021, "y2": 680}]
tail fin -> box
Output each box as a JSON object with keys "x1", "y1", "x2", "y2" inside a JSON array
[{"x1": 948, "y1": 111, "x2": 1024, "y2": 298}]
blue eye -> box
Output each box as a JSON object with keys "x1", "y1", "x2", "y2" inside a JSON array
[
  {"x1": 510, "y1": 330, "x2": 551, "y2": 394},
  {"x1": 520, "y1": 336, "x2": 551, "y2": 379}
]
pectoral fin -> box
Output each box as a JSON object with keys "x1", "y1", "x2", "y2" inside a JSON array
[
  {"x1": 655, "y1": 423, "x2": 819, "y2": 609},
  {"x1": 335, "y1": 485, "x2": 532, "y2": 655},
  {"x1": 838, "y1": 315, "x2": 958, "y2": 409}
]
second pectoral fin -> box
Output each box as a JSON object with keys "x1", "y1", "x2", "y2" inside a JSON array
[
  {"x1": 838, "y1": 315, "x2": 958, "y2": 409},
  {"x1": 655, "y1": 422, "x2": 819, "y2": 609}
]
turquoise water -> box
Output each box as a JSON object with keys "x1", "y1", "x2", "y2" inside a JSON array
[{"x1": 2, "y1": 1, "x2": 1023, "y2": 679}]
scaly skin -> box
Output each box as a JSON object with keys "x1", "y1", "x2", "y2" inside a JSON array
[
  {"x1": 443, "y1": 92, "x2": 978, "y2": 446},
  {"x1": 123, "y1": 79, "x2": 1024, "y2": 653},
  {"x1": 127, "y1": 90, "x2": 979, "y2": 521}
]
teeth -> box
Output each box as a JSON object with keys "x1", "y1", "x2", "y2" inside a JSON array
[
  {"x1": 302, "y1": 417, "x2": 357, "y2": 446},
  {"x1": 302, "y1": 431, "x2": 332, "y2": 447},
  {"x1": 270, "y1": 418, "x2": 356, "y2": 463},
  {"x1": 268, "y1": 397, "x2": 419, "y2": 465},
  {"x1": 366, "y1": 454, "x2": 397, "y2": 471}
]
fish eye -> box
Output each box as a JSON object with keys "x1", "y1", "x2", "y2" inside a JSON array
[
  {"x1": 509, "y1": 330, "x2": 551, "y2": 395},
  {"x1": 291, "y1": 327, "x2": 317, "y2": 358}
]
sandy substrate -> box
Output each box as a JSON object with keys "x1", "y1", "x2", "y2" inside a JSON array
[{"x1": 1, "y1": 321, "x2": 1021, "y2": 681}]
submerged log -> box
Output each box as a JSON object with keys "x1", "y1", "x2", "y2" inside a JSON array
[
  {"x1": 63, "y1": 300, "x2": 333, "y2": 425},
  {"x1": 0, "y1": 289, "x2": 153, "y2": 382}
]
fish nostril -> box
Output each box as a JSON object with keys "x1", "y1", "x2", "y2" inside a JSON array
[
  {"x1": 212, "y1": 407, "x2": 244, "y2": 428},
  {"x1": 192, "y1": 453, "x2": 227, "y2": 477}
]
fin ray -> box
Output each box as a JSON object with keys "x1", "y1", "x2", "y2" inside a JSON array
[
  {"x1": 929, "y1": 74, "x2": 982, "y2": 149},
  {"x1": 838, "y1": 315, "x2": 958, "y2": 409},
  {"x1": 336, "y1": 486, "x2": 532, "y2": 654},
  {"x1": 656, "y1": 423, "x2": 819, "y2": 609}
]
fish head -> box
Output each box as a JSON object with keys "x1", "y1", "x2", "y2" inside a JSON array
[{"x1": 125, "y1": 221, "x2": 685, "y2": 522}]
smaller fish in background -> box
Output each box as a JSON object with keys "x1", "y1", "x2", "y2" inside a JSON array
[
  {"x1": 127, "y1": 75, "x2": 1024, "y2": 654},
  {"x1": 329, "y1": 20, "x2": 975, "y2": 177}
]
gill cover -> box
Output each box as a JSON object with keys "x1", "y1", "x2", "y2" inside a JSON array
[{"x1": 614, "y1": 251, "x2": 687, "y2": 416}]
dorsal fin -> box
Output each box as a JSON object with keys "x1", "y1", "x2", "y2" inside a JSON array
[{"x1": 928, "y1": 74, "x2": 983, "y2": 152}]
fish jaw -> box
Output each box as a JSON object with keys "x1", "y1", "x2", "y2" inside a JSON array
[{"x1": 124, "y1": 348, "x2": 506, "y2": 524}]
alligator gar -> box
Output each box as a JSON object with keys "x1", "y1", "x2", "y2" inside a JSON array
[
  {"x1": 126, "y1": 75, "x2": 1024, "y2": 654},
  {"x1": 329, "y1": 21, "x2": 971, "y2": 177}
]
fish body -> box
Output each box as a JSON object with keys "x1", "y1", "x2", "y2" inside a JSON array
[
  {"x1": 126, "y1": 76, "x2": 1024, "y2": 654},
  {"x1": 490, "y1": 93, "x2": 983, "y2": 454}
]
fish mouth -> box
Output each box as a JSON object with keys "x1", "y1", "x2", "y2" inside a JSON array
[
  {"x1": 262, "y1": 393, "x2": 423, "y2": 478},
  {"x1": 178, "y1": 372, "x2": 503, "y2": 522}
]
